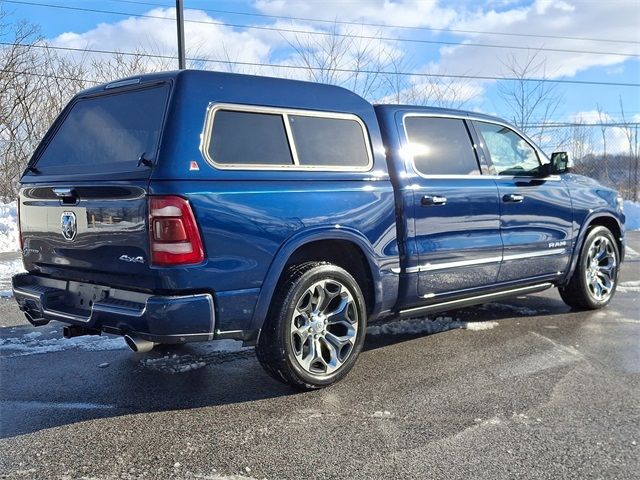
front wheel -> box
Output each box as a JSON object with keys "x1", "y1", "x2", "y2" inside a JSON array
[
  {"x1": 256, "y1": 262, "x2": 367, "y2": 389},
  {"x1": 559, "y1": 226, "x2": 620, "y2": 309}
]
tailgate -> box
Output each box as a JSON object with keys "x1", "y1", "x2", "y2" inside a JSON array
[{"x1": 20, "y1": 184, "x2": 153, "y2": 286}]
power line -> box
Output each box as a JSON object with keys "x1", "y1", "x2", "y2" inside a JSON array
[
  {"x1": 3, "y1": 41, "x2": 640, "y2": 88},
  {"x1": 108, "y1": 0, "x2": 640, "y2": 46},
  {"x1": 4, "y1": 0, "x2": 639, "y2": 58},
  {"x1": 0, "y1": 67, "x2": 100, "y2": 84},
  {"x1": 524, "y1": 122, "x2": 640, "y2": 127}
]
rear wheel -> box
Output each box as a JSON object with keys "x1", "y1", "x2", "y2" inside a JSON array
[
  {"x1": 559, "y1": 226, "x2": 619, "y2": 309},
  {"x1": 256, "y1": 262, "x2": 366, "y2": 389}
]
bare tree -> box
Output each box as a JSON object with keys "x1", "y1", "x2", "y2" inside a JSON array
[
  {"x1": 398, "y1": 74, "x2": 477, "y2": 109},
  {"x1": 497, "y1": 50, "x2": 564, "y2": 143},
  {"x1": 566, "y1": 119, "x2": 593, "y2": 176},
  {"x1": 595, "y1": 104, "x2": 611, "y2": 184},
  {"x1": 0, "y1": 10, "x2": 46, "y2": 201},
  {"x1": 619, "y1": 96, "x2": 639, "y2": 201}
]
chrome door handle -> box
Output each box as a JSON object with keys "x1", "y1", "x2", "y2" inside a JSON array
[
  {"x1": 503, "y1": 193, "x2": 524, "y2": 203},
  {"x1": 421, "y1": 195, "x2": 447, "y2": 206}
]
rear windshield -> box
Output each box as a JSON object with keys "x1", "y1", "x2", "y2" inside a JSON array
[{"x1": 33, "y1": 83, "x2": 170, "y2": 175}]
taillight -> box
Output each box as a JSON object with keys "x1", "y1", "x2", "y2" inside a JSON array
[{"x1": 149, "y1": 196, "x2": 204, "y2": 266}]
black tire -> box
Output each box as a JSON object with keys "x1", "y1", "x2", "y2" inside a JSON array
[
  {"x1": 559, "y1": 226, "x2": 620, "y2": 310},
  {"x1": 256, "y1": 262, "x2": 367, "y2": 389}
]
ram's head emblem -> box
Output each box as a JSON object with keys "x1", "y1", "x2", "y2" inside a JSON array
[{"x1": 61, "y1": 211, "x2": 77, "y2": 241}]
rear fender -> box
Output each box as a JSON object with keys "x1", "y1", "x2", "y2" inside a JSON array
[{"x1": 248, "y1": 227, "x2": 382, "y2": 341}]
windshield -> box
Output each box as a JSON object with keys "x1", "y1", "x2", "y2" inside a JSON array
[{"x1": 33, "y1": 83, "x2": 170, "y2": 175}]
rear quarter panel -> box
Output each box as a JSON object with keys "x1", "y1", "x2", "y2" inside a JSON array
[{"x1": 149, "y1": 180, "x2": 398, "y2": 332}]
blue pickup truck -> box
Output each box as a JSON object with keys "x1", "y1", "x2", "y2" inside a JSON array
[{"x1": 13, "y1": 70, "x2": 625, "y2": 388}]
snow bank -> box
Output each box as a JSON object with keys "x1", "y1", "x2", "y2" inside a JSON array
[
  {"x1": 0, "y1": 201, "x2": 19, "y2": 252},
  {"x1": 0, "y1": 258, "x2": 25, "y2": 296},
  {"x1": 625, "y1": 200, "x2": 640, "y2": 231}
]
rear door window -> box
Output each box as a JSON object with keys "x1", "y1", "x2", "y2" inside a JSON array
[
  {"x1": 35, "y1": 84, "x2": 170, "y2": 175},
  {"x1": 404, "y1": 116, "x2": 480, "y2": 175}
]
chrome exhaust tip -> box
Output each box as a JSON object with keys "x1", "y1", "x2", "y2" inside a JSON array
[{"x1": 124, "y1": 335, "x2": 155, "y2": 353}]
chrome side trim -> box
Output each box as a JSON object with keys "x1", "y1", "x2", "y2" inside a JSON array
[
  {"x1": 200, "y1": 103, "x2": 374, "y2": 172},
  {"x1": 502, "y1": 248, "x2": 566, "y2": 262},
  {"x1": 399, "y1": 283, "x2": 553, "y2": 317},
  {"x1": 397, "y1": 248, "x2": 567, "y2": 274},
  {"x1": 420, "y1": 255, "x2": 502, "y2": 272},
  {"x1": 214, "y1": 329, "x2": 246, "y2": 341}
]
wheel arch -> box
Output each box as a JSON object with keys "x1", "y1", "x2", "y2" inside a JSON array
[
  {"x1": 248, "y1": 228, "x2": 382, "y2": 342},
  {"x1": 562, "y1": 212, "x2": 624, "y2": 285}
]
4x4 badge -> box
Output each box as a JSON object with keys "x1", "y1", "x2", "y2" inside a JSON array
[{"x1": 61, "y1": 211, "x2": 77, "y2": 241}]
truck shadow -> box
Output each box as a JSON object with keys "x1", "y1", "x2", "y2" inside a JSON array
[{"x1": 0, "y1": 293, "x2": 574, "y2": 438}]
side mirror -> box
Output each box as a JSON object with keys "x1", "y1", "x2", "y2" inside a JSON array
[{"x1": 550, "y1": 151, "x2": 571, "y2": 174}]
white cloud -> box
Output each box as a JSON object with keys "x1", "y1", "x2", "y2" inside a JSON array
[
  {"x1": 52, "y1": 8, "x2": 273, "y2": 74},
  {"x1": 254, "y1": 0, "x2": 460, "y2": 29},
  {"x1": 46, "y1": 1, "x2": 638, "y2": 113},
  {"x1": 439, "y1": 0, "x2": 639, "y2": 79}
]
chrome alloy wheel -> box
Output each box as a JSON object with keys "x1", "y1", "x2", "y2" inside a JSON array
[
  {"x1": 289, "y1": 279, "x2": 359, "y2": 376},
  {"x1": 585, "y1": 235, "x2": 617, "y2": 302}
]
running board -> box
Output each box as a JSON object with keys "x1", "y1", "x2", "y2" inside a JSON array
[{"x1": 398, "y1": 283, "x2": 553, "y2": 319}]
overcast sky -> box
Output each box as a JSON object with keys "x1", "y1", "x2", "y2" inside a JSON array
[{"x1": 6, "y1": 0, "x2": 640, "y2": 122}]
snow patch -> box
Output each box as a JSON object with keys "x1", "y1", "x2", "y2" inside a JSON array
[
  {"x1": 617, "y1": 280, "x2": 640, "y2": 293},
  {"x1": 372, "y1": 410, "x2": 392, "y2": 418},
  {"x1": 139, "y1": 340, "x2": 253, "y2": 374},
  {"x1": 626, "y1": 246, "x2": 640, "y2": 260},
  {"x1": 142, "y1": 356, "x2": 208, "y2": 373},
  {"x1": 464, "y1": 321, "x2": 499, "y2": 331},
  {"x1": 366, "y1": 316, "x2": 464, "y2": 336},
  {"x1": 0, "y1": 331, "x2": 125, "y2": 357},
  {"x1": 624, "y1": 200, "x2": 640, "y2": 231},
  {"x1": 0, "y1": 257, "x2": 25, "y2": 296},
  {"x1": 5, "y1": 400, "x2": 115, "y2": 410},
  {"x1": 480, "y1": 302, "x2": 543, "y2": 316},
  {"x1": 0, "y1": 201, "x2": 19, "y2": 253},
  {"x1": 366, "y1": 316, "x2": 498, "y2": 336},
  {"x1": 192, "y1": 475, "x2": 259, "y2": 480}
]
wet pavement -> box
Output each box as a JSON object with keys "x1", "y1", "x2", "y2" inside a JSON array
[{"x1": 0, "y1": 234, "x2": 638, "y2": 479}]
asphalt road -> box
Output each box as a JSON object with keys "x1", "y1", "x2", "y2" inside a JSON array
[{"x1": 0, "y1": 235, "x2": 638, "y2": 480}]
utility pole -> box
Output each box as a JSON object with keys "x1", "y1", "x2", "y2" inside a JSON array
[{"x1": 176, "y1": 0, "x2": 186, "y2": 69}]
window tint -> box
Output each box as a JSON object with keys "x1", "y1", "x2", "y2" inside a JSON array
[
  {"x1": 209, "y1": 110, "x2": 293, "y2": 165},
  {"x1": 474, "y1": 121, "x2": 540, "y2": 176},
  {"x1": 404, "y1": 117, "x2": 480, "y2": 175},
  {"x1": 288, "y1": 115, "x2": 369, "y2": 167},
  {"x1": 36, "y1": 84, "x2": 169, "y2": 174}
]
